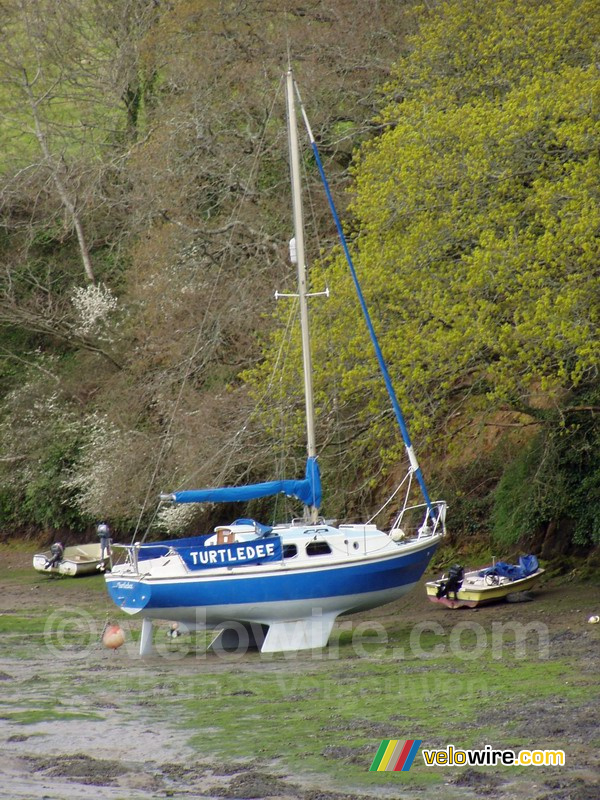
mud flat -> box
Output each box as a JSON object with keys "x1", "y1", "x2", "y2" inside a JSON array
[{"x1": 1, "y1": 546, "x2": 599, "y2": 799}]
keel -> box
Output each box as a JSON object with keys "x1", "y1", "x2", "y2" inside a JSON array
[
  {"x1": 261, "y1": 613, "x2": 337, "y2": 653},
  {"x1": 209, "y1": 613, "x2": 337, "y2": 654}
]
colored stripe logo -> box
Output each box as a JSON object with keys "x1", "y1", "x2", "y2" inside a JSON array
[{"x1": 369, "y1": 739, "x2": 422, "y2": 772}]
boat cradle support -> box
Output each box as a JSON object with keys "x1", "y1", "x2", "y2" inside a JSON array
[{"x1": 140, "y1": 618, "x2": 154, "y2": 657}]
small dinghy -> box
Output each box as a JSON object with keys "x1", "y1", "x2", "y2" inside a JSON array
[
  {"x1": 426, "y1": 555, "x2": 544, "y2": 608},
  {"x1": 33, "y1": 542, "x2": 110, "y2": 577}
]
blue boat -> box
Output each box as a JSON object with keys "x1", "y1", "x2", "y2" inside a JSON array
[{"x1": 105, "y1": 70, "x2": 446, "y2": 654}]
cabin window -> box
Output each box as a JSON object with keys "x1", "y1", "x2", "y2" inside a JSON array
[
  {"x1": 283, "y1": 544, "x2": 298, "y2": 559},
  {"x1": 306, "y1": 541, "x2": 332, "y2": 556}
]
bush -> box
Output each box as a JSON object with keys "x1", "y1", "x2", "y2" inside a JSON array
[{"x1": 492, "y1": 389, "x2": 600, "y2": 548}]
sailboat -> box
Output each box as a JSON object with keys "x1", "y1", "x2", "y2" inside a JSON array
[{"x1": 105, "y1": 71, "x2": 447, "y2": 655}]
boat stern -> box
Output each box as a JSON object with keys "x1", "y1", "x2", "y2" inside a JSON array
[
  {"x1": 32, "y1": 553, "x2": 53, "y2": 574},
  {"x1": 105, "y1": 575, "x2": 150, "y2": 615}
]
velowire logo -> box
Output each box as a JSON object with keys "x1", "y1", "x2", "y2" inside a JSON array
[{"x1": 369, "y1": 739, "x2": 422, "y2": 772}]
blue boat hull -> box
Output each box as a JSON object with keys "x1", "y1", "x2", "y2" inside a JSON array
[{"x1": 106, "y1": 539, "x2": 439, "y2": 626}]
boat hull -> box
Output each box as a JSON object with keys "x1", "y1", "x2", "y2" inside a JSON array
[
  {"x1": 425, "y1": 569, "x2": 545, "y2": 609},
  {"x1": 106, "y1": 538, "x2": 440, "y2": 626}
]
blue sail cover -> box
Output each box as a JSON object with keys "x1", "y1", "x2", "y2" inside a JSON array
[{"x1": 170, "y1": 456, "x2": 322, "y2": 509}]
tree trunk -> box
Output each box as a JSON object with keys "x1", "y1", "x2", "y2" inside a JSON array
[{"x1": 22, "y1": 68, "x2": 96, "y2": 284}]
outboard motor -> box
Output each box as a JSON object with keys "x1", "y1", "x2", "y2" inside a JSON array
[
  {"x1": 45, "y1": 542, "x2": 64, "y2": 569},
  {"x1": 97, "y1": 522, "x2": 112, "y2": 561},
  {"x1": 436, "y1": 563, "x2": 464, "y2": 599}
]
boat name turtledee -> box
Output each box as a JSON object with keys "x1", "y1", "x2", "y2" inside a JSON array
[{"x1": 188, "y1": 542, "x2": 276, "y2": 566}]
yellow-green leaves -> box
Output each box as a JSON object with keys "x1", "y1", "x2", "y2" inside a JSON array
[{"x1": 246, "y1": 0, "x2": 599, "y2": 485}]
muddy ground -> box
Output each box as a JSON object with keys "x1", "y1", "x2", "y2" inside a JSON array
[{"x1": 1, "y1": 546, "x2": 599, "y2": 800}]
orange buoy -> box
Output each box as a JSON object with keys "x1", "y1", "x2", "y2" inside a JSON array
[{"x1": 102, "y1": 624, "x2": 125, "y2": 650}]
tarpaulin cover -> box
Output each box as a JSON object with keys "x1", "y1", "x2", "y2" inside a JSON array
[{"x1": 478, "y1": 554, "x2": 539, "y2": 581}]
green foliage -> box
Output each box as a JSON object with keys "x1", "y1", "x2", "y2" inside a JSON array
[
  {"x1": 492, "y1": 433, "x2": 557, "y2": 546},
  {"x1": 347, "y1": 0, "x2": 600, "y2": 427},
  {"x1": 398, "y1": 0, "x2": 596, "y2": 103},
  {"x1": 1, "y1": 0, "x2": 598, "y2": 546},
  {"x1": 442, "y1": 459, "x2": 499, "y2": 541},
  {"x1": 244, "y1": 0, "x2": 599, "y2": 546},
  {"x1": 21, "y1": 438, "x2": 85, "y2": 530},
  {"x1": 493, "y1": 388, "x2": 600, "y2": 547},
  {"x1": 0, "y1": 363, "x2": 90, "y2": 530},
  {"x1": 0, "y1": 0, "x2": 159, "y2": 170}
]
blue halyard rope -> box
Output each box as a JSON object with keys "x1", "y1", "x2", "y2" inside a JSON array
[{"x1": 306, "y1": 133, "x2": 435, "y2": 518}]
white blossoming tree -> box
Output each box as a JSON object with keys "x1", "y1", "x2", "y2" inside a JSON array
[{"x1": 70, "y1": 284, "x2": 118, "y2": 338}]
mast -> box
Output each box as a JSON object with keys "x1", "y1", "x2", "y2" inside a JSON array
[
  {"x1": 286, "y1": 69, "x2": 318, "y2": 523},
  {"x1": 294, "y1": 82, "x2": 437, "y2": 521}
]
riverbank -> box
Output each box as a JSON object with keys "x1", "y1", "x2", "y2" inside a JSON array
[{"x1": 1, "y1": 545, "x2": 599, "y2": 799}]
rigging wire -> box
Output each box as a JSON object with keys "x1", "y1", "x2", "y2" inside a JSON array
[
  {"x1": 168, "y1": 289, "x2": 298, "y2": 499},
  {"x1": 132, "y1": 75, "x2": 286, "y2": 545},
  {"x1": 367, "y1": 470, "x2": 412, "y2": 525},
  {"x1": 293, "y1": 76, "x2": 436, "y2": 521},
  {"x1": 152, "y1": 70, "x2": 331, "y2": 504}
]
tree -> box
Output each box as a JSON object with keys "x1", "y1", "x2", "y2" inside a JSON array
[
  {"x1": 0, "y1": 0, "x2": 417, "y2": 530},
  {"x1": 350, "y1": 0, "x2": 599, "y2": 427},
  {"x1": 244, "y1": 0, "x2": 600, "y2": 530},
  {"x1": 0, "y1": 0, "x2": 161, "y2": 293},
  {"x1": 0, "y1": 0, "x2": 161, "y2": 530}
]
